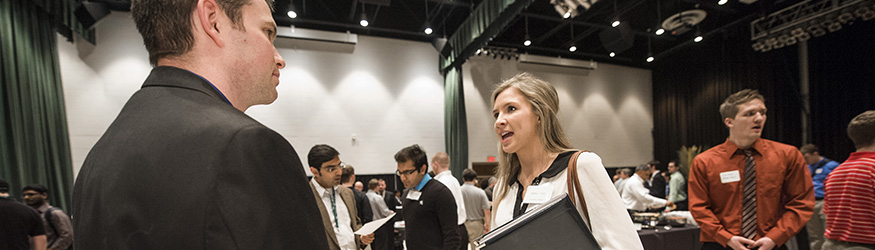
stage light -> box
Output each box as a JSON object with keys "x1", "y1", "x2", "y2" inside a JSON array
[
  {"x1": 694, "y1": 35, "x2": 703, "y2": 42},
  {"x1": 424, "y1": 27, "x2": 433, "y2": 34},
  {"x1": 612, "y1": 20, "x2": 621, "y2": 27},
  {"x1": 609, "y1": 52, "x2": 615, "y2": 57},
  {"x1": 524, "y1": 39, "x2": 532, "y2": 46},
  {"x1": 718, "y1": 0, "x2": 728, "y2": 5},
  {"x1": 569, "y1": 45, "x2": 577, "y2": 52},
  {"x1": 646, "y1": 56, "x2": 654, "y2": 62},
  {"x1": 655, "y1": 28, "x2": 665, "y2": 35},
  {"x1": 564, "y1": 11, "x2": 572, "y2": 19}
]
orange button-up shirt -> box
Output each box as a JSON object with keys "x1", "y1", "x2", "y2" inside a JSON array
[{"x1": 689, "y1": 138, "x2": 814, "y2": 247}]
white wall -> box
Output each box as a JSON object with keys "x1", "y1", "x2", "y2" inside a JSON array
[
  {"x1": 462, "y1": 56, "x2": 653, "y2": 167},
  {"x1": 58, "y1": 12, "x2": 445, "y2": 177},
  {"x1": 58, "y1": 12, "x2": 653, "y2": 179}
]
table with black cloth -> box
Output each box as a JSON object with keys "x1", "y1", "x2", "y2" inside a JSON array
[{"x1": 638, "y1": 225, "x2": 702, "y2": 250}]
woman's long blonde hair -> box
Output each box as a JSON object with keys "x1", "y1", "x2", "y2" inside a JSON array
[{"x1": 490, "y1": 72, "x2": 574, "y2": 205}]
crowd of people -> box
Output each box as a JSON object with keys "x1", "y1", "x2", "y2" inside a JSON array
[{"x1": 2, "y1": 0, "x2": 874, "y2": 249}]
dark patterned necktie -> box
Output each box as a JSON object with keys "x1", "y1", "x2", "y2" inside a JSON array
[{"x1": 741, "y1": 149, "x2": 758, "y2": 239}]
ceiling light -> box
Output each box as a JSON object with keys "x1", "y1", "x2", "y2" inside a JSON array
[
  {"x1": 612, "y1": 20, "x2": 621, "y2": 27},
  {"x1": 524, "y1": 17, "x2": 531, "y2": 47},
  {"x1": 655, "y1": 28, "x2": 665, "y2": 35},
  {"x1": 424, "y1": 27, "x2": 433, "y2": 34},
  {"x1": 359, "y1": 5, "x2": 368, "y2": 27},
  {"x1": 718, "y1": 0, "x2": 728, "y2": 5},
  {"x1": 609, "y1": 52, "x2": 615, "y2": 57},
  {"x1": 287, "y1": 10, "x2": 297, "y2": 18},
  {"x1": 647, "y1": 56, "x2": 654, "y2": 62},
  {"x1": 694, "y1": 35, "x2": 703, "y2": 42},
  {"x1": 569, "y1": 45, "x2": 577, "y2": 52},
  {"x1": 563, "y1": 11, "x2": 572, "y2": 19}
]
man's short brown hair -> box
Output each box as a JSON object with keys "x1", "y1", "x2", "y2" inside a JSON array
[
  {"x1": 719, "y1": 89, "x2": 765, "y2": 120},
  {"x1": 847, "y1": 110, "x2": 875, "y2": 149},
  {"x1": 799, "y1": 144, "x2": 819, "y2": 155},
  {"x1": 131, "y1": 0, "x2": 274, "y2": 65},
  {"x1": 368, "y1": 179, "x2": 380, "y2": 190}
]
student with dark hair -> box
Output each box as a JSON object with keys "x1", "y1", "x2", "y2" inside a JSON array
[
  {"x1": 394, "y1": 144, "x2": 460, "y2": 250},
  {"x1": 308, "y1": 144, "x2": 375, "y2": 250},
  {"x1": 460, "y1": 168, "x2": 491, "y2": 250},
  {"x1": 22, "y1": 185, "x2": 73, "y2": 250},
  {"x1": 341, "y1": 165, "x2": 372, "y2": 225}
]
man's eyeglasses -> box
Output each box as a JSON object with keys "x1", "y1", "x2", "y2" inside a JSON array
[
  {"x1": 322, "y1": 162, "x2": 346, "y2": 173},
  {"x1": 395, "y1": 169, "x2": 418, "y2": 176}
]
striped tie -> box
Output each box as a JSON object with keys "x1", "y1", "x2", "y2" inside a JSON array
[{"x1": 741, "y1": 149, "x2": 758, "y2": 240}]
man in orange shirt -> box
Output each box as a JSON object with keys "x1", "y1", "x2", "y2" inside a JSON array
[{"x1": 689, "y1": 89, "x2": 814, "y2": 250}]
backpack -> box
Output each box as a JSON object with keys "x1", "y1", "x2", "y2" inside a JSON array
[{"x1": 44, "y1": 207, "x2": 74, "y2": 250}]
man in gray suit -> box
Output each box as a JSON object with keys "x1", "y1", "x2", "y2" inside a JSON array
[
  {"x1": 72, "y1": 0, "x2": 327, "y2": 249},
  {"x1": 308, "y1": 145, "x2": 375, "y2": 250}
]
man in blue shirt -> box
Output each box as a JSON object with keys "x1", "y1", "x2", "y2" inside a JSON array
[{"x1": 799, "y1": 144, "x2": 840, "y2": 250}]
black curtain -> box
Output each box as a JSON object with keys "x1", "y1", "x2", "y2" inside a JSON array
[
  {"x1": 652, "y1": 29, "x2": 802, "y2": 164},
  {"x1": 0, "y1": 0, "x2": 75, "y2": 210},
  {"x1": 807, "y1": 20, "x2": 875, "y2": 162}
]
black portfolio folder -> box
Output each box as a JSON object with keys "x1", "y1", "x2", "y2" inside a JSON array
[{"x1": 474, "y1": 194, "x2": 601, "y2": 249}]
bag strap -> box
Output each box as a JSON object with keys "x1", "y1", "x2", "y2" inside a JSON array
[
  {"x1": 566, "y1": 151, "x2": 590, "y2": 225},
  {"x1": 44, "y1": 207, "x2": 59, "y2": 235}
]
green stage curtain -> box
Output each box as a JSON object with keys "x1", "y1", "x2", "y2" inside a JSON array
[
  {"x1": 444, "y1": 66, "x2": 468, "y2": 182},
  {"x1": 1, "y1": 0, "x2": 75, "y2": 211}
]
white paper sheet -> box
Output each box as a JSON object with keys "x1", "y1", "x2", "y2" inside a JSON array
[{"x1": 354, "y1": 213, "x2": 396, "y2": 235}]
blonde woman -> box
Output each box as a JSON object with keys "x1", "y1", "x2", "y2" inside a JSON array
[{"x1": 489, "y1": 73, "x2": 642, "y2": 250}]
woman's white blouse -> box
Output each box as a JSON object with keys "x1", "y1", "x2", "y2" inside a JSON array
[{"x1": 491, "y1": 152, "x2": 644, "y2": 250}]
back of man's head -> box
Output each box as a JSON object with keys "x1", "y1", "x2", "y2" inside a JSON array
[
  {"x1": 368, "y1": 179, "x2": 380, "y2": 190},
  {"x1": 719, "y1": 89, "x2": 765, "y2": 120},
  {"x1": 635, "y1": 164, "x2": 651, "y2": 173},
  {"x1": 395, "y1": 144, "x2": 428, "y2": 172},
  {"x1": 0, "y1": 178, "x2": 9, "y2": 194},
  {"x1": 131, "y1": 0, "x2": 276, "y2": 65},
  {"x1": 22, "y1": 184, "x2": 48, "y2": 195},
  {"x1": 799, "y1": 144, "x2": 819, "y2": 155},
  {"x1": 432, "y1": 152, "x2": 450, "y2": 172},
  {"x1": 462, "y1": 168, "x2": 478, "y2": 182},
  {"x1": 308, "y1": 144, "x2": 339, "y2": 170},
  {"x1": 848, "y1": 110, "x2": 875, "y2": 150},
  {"x1": 341, "y1": 165, "x2": 356, "y2": 184}
]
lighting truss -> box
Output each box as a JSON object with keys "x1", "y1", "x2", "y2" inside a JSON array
[{"x1": 750, "y1": 0, "x2": 875, "y2": 52}]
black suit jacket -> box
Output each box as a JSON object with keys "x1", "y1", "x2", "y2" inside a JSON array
[
  {"x1": 72, "y1": 67, "x2": 328, "y2": 250},
  {"x1": 649, "y1": 172, "x2": 668, "y2": 199},
  {"x1": 352, "y1": 189, "x2": 373, "y2": 223}
]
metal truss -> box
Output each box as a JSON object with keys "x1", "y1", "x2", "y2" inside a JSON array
[{"x1": 750, "y1": 0, "x2": 871, "y2": 40}]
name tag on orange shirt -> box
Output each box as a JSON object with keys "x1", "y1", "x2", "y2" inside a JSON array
[{"x1": 720, "y1": 170, "x2": 741, "y2": 183}]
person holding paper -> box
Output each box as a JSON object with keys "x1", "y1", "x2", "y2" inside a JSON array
[
  {"x1": 366, "y1": 179, "x2": 395, "y2": 250},
  {"x1": 689, "y1": 89, "x2": 813, "y2": 250},
  {"x1": 308, "y1": 145, "x2": 375, "y2": 250},
  {"x1": 395, "y1": 145, "x2": 461, "y2": 250},
  {"x1": 489, "y1": 72, "x2": 642, "y2": 250}
]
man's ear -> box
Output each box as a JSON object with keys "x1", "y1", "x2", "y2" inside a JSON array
[
  {"x1": 310, "y1": 167, "x2": 320, "y2": 177},
  {"x1": 196, "y1": 0, "x2": 225, "y2": 47},
  {"x1": 724, "y1": 117, "x2": 734, "y2": 128}
]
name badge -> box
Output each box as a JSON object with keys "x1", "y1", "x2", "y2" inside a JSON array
[
  {"x1": 522, "y1": 183, "x2": 552, "y2": 204},
  {"x1": 406, "y1": 190, "x2": 422, "y2": 201},
  {"x1": 720, "y1": 170, "x2": 741, "y2": 184},
  {"x1": 815, "y1": 168, "x2": 823, "y2": 174}
]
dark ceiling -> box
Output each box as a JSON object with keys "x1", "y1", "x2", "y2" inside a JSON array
[{"x1": 271, "y1": 0, "x2": 800, "y2": 69}]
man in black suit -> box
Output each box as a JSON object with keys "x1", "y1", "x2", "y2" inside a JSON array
[
  {"x1": 394, "y1": 145, "x2": 460, "y2": 250},
  {"x1": 341, "y1": 165, "x2": 373, "y2": 224},
  {"x1": 71, "y1": 0, "x2": 327, "y2": 249},
  {"x1": 377, "y1": 179, "x2": 398, "y2": 212}
]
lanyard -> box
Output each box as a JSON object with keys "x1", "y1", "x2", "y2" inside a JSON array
[{"x1": 330, "y1": 188, "x2": 338, "y2": 228}]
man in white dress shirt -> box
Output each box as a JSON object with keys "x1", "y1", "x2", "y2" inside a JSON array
[
  {"x1": 308, "y1": 145, "x2": 374, "y2": 250},
  {"x1": 622, "y1": 165, "x2": 674, "y2": 212},
  {"x1": 432, "y1": 152, "x2": 468, "y2": 250}
]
